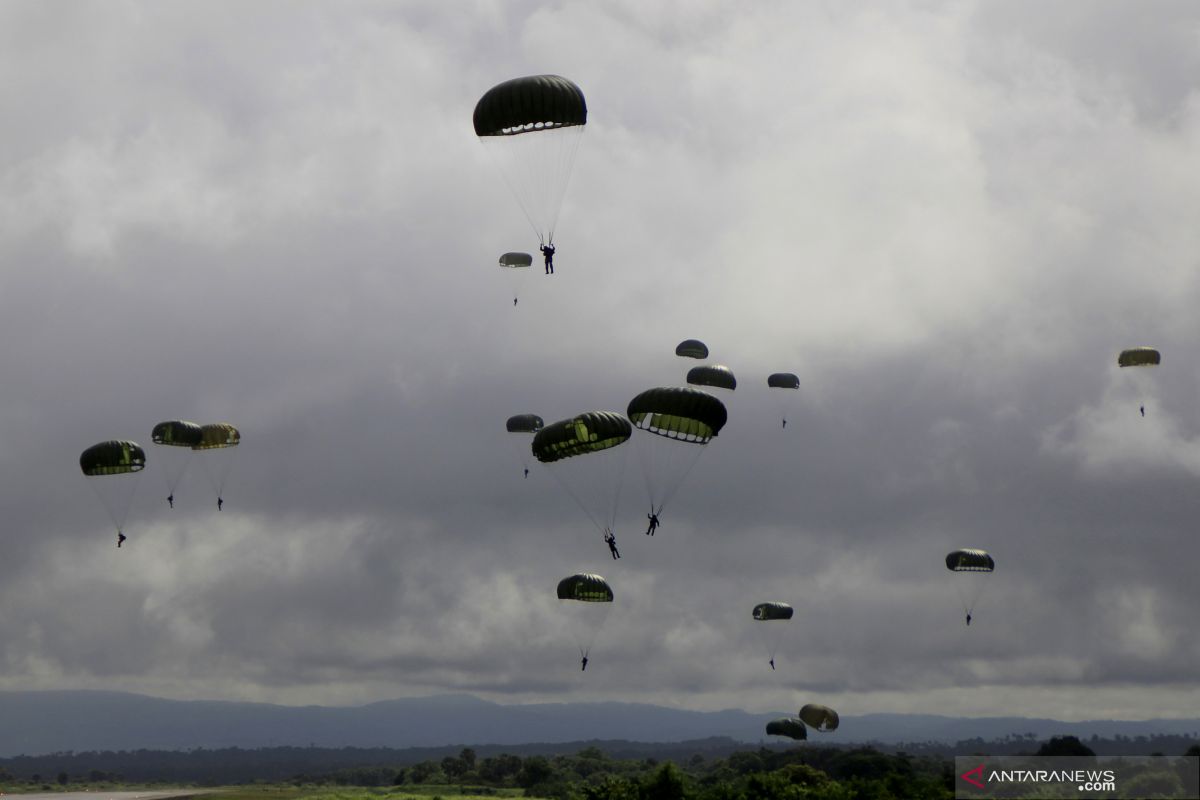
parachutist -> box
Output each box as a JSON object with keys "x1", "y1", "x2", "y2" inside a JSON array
[
  {"x1": 217, "y1": 497, "x2": 223, "y2": 511},
  {"x1": 523, "y1": 467, "x2": 529, "y2": 479},
  {"x1": 581, "y1": 655, "x2": 588, "y2": 671},
  {"x1": 604, "y1": 529, "x2": 620, "y2": 559},
  {"x1": 513, "y1": 297, "x2": 518, "y2": 307},
  {"x1": 782, "y1": 419, "x2": 787, "y2": 429},
  {"x1": 117, "y1": 532, "x2": 127, "y2": 548},
  {"x1": 769, "y1": 658, "x2": 775, "y2": 670},
  {"x1": 167, "y1": 493, "x2": 174, "y2": 509},
  {"x1": 1140, "y1": 405, "x2": 1145, "y2": 417},
  {"x1": 540, "y1": 243, "x2": 555, "y2": 274},
  {"x1": 645, "y1": 512, "x2": 660, "y2": 536},
  {"x1": 966, "y1": 613, "x2": 972, "y2": 626}
]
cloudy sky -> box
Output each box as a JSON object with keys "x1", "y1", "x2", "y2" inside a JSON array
[{"x1": 1, "y1": 0, "x2": 1198, "y2": 724}]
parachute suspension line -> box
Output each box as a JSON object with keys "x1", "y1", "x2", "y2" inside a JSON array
[{"x1": 539, "y1": 462, "x2": 606, "y2": 535}]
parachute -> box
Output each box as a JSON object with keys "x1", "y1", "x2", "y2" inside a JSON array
[
  {"x1": 752, "y1": 602, "x2": 794, "y2": 670},
  {"x1": 532, "y1": 412, "x2": 632, "y2": 535},
  {"x1": 765, "y1": 718, "x2": 808, "y2": 740},
  {"x1": 498, "y1": 252, "x2": 533, "y2": 305},
  {"x1": 798, "y1": 704, "x2": 839, "y2": 732},
  {"x1": 151, "y1": 420, "x2": 202, "y2": 506},
  {"x1": 80, "y1": 440, "x2": 146, "y2": 542},
  {"x1": 767, "y1": 373, "x2": 800, "y2": 428},
  {"x1": 1118, "y1": 347, "x2": 1160, "y2": 367},
  {"x1": 627, "y1": 387, "x2": 727, "y2": 519},
  {"x1": 946, "y1": 549, "x2": 994, "y2": 624},
  {"x1": 557, "y1": 573, "x2": 613, "y2": 667},
  {"x1": 192, "y1": 423, "x2": 240, "y2": 508},
  {"x1": 686, "y1": 364, "x2": 737, "y2": 391},
  {"x1": 474, "y1": 75, "x2": 587, "y2": 246},
  {"x1": 675, "y1": 339, "x2": 709, "y2": 360},
  {"x1": 506, "y1": 413, "x2": 544, "y2": 476}
]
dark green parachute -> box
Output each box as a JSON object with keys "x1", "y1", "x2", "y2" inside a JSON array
[
  {"x1": 946, "y1": 549, "x2": 995, "y2": 572},
  {"x1": 627, "y1": 387, "x2": 727, "y2": 443},
  {"x1": 675, "y1": 339, "x2": 709, "y2": 360},
  {"x1": 499, "y1": 252, "x2": 533, "y2": 268},
  {"x1": 1118, "y1": 347, "x2": 1160, "y2": 367},
  {"x1": 687, "y1": 364, "x2": 737, "y2": 391},
  {"x1": 533, "y1": 412, "x2": 632, "y2": 464},
  {"x1": 557, "y1": 573, "x2": 614, "y2": 602},
  {"x1": 767, "y1": 373, "x2": 800, "y2": 390},
  {"x1": 151, "y1": 420, "x2": 203, "y2": 447},
  {"x1": 506, "y1": 414, "x2": 545, "y2": 434},
  {"x1": 80, "y1": 440, "x2": 146, "y2": 475},
  {"x1": 766, "y1": 718, "x2": 808, "y2": 740},
  {"x1": 474, "y1": 75, "x2": 587, "y2": 136},
  {"x1": 193, "y1": 422, "x2": 240, "y2": 450},
  {"x1": 798, "y1": 704, "x2": 839, "y2": 732},
  {"x1": 752, "y1": 602, "x2": 794, "y2": 621}
]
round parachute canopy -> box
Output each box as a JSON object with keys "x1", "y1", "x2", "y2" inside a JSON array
[
  {"x1": 80, "y1": 440, "x2": 146, "y2": 476},
  {"x1": 473, "y1": 75, "x2": 587, "y2": 136},
  {"x1": 499, "y1": 252, "x2": 533, "y2": 268},
  {"x1": 675, "y1": 339, "x2": 709, "y2": 360},
  {"x1": 193, "y1": 423, "x2": 240, "y2": 450},
  {"x1": 687, "y1": 364, "x2": 737, "y2": 391},
  {"x1": 946, "y1": 549, "x2": 995, "y2": 572},
  {"x1": 765, "y1": 718, "x2": 808, "y2": 740},
  {"x1": 767, "y1": 373, "x2": 800, "y2": 390},
  {"x1": 1118, "y1": 347, "x2": 1160, "y2": 367},
  {"x1": 557, "y1": 573, "x2": 613, "y2": 602},
  {"x1": 532, "y1": 412, "x2": 632, "y2": 464},
  {"x1": 151, "y1": 420, "x2": 203, "y2": 448},
  {"x1": 627, "y1": 387, "x2": 727, "y2": 443},
  {"x1": 752, "y1": 602, "x2": 794, "y2": 621},
  {"x1": 506, "y1": 414, "x2": 545, "y2": 433},
  {"x1": 798, "y1": 704, "x2": 839, "y2": 732}
]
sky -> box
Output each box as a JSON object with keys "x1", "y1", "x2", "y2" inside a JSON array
[{"x1": 1, "y1": 0, "x2": 1198, "y2": 724}]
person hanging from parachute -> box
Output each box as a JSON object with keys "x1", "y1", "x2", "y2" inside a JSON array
[
  {"x1": 645, "y1": 511, "x2": 660, "y2": 536},
  {"x1": 557, "y1": 573, "x2": 613, "y2": 672},
  {"x1": 946, "y1": 549, "x2": 994, "y2": 626},
  {"x1": 80, "y1": 440, "x2": 146, "y2": 549},
  {"x1": 117, "y1": 532, "x2": 127, "y2": 548},
  {"x1": 767, "y1": 373, "x2": 800, "y2": 429},
  {"x1": 1118, "y1": 347, "x2": 1160, "y2": 417},
  {"x1": 604, "y1": 528, "x2": 620, "y2": 559},
  {"x1": 192, "y1": 423, "x2": 240, "y2": 511},
  {"x1": 752, "y1": 602, "x2": 794, "y2": 670},
  {"x1": 540, "y1": 242, "x2": 556, "y2": 275},
  {"x1": 152, "y1": 420, "x2": 203, "y2": 509}
]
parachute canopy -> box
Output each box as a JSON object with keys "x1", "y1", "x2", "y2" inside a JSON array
[
  {"x1": 798, "y1": 704, "x2": 839, "y2": 732},
  {"x1": 151, "y1": 420, "x2": 203, "y2": 448},
  {"x1": 80, "y1": 440, "x2": 146, "y2": 476},
  {"x1": 765, "y1": 718, "x2": 808, "y2": 740},
  {"x1": 193, "y1": 423, "x2": 240, "y2": 450},
  {"x1": 767, "y1": 373, "x2": 800, "y2": 390},
  {"x1": 1118, "y1": 347, "x2": 1160, "y2": 367},
  {"x1": 946, "y1": 549, "x2": 995, "y2": 572},
  {"x1": 506, "y1": 414, "x2": 545, "y2": 433},
  {"x1": 752, "y1": 602, "x2": 794, "y2": 621},
  {"x1": 627, "y1": 387, "x2": 727, "y2": 443},
  {"x1": 687, "y1": 364, "x2": 737, "y2": 391},
  {"x1": 473, "y1": 75, "x2": 587, "y2": 136},
  {"x1": 557, "y1": 573, "x2": 613, "y2": 602},
  {"x1": 532, "y1": 412, "x2": 631, "y2": 464},
  {"x1": 499, "y1": 252, "x2": 533, "y2": 268},
  {"x1": 675, "y1": 339, "x2": 709, "y2": 360}
]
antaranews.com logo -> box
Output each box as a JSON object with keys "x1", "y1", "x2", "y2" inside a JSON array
[{"x1": 954, "y1": 755, "x2": 1198, "y2": 799}]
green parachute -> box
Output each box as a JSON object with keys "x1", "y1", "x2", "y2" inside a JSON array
[
  {"x1": 498, "y1": 252, "x2": 533, "y2": 305},
  {"x1": 798, "y1": 704, "x2": 839, "y2": 732},
  {"x1": 80, "y1": 440, "x2": 146, "y2": 544},
  {"x1": 687, "y1": 364, "x2": 737, "y2": 391},
  {"x1": 474, "y1": 75, "x2": 587, "y2": 247},
  {"x1": 752, "y1": 602, "x2": 794, "y2": 670},
  {"x1": 192, "y1": 423, "x2": 240, "y2": 510},
  {"x1": 675, "y1": 339, "x2": 709, "y2": 360},
  {"x1": 151, "y1": 420, "x2": 202, "y2": 507},
  {"x1": 506, "y1": 414, "x2": 544, "y2": 477},
  {"x1": 1117, "y1": 347, "x2": 1161, "y2": 416},
  {"x1": 1118, "y1": 347, "x2": 1160, "y2": 367},
  {"x1": 946, "y1": 548, "x2": 994, "y2": 625},
  {"x1": 627, "y1": 387, "x2": 726, "y2": 520},
  {"x1": 765, "y1": 718, "x2": 808, "y2": 740},
  {"x1": 767, "y1": 372, "x2": 800, "y2": 428},
  {"x1": 557, "y1": 573, "x2": 613, "y2": 668}
]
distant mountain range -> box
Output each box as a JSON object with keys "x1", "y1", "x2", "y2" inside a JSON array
[{"x1": 0, "y1": 690, "x2": 1195, "y2": 757}]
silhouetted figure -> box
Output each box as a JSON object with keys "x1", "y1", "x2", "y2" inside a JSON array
[
  {"x1": 646, "y1": 512, "x2": 660, "y2": 536},
  {"x1": 581, "y1": 655, "x2": 589, "y2": 671},
  {"x1": 966, "y1": 613, "x2": 972, "y2": 626},
  {"x1": 782, "y1": 419, "x2": 787, "y2": 429},
  {"x1": 523, "y1": 467, "x2": 529, "y2": 479},
  {"x1": 540, "y1": 243, "x2": 555, "y2": 274},
  {"x1": 167, "y1": 493, "x2": 174, "y2": 508},
  {"x1": 513, "y1": 297, "x2": 518, "y2": 307},
  {"x1": 217, "y1": 496, "x2": 224, "y2": 511},
  {"x1": 769, "y1": 658, "x2": 775, "y2": 670},
  {"x1": 1140, "y1": 405, "x2": 1145, "y2": 417},
  {"x1": 117, "y1": 532, "x2": 127, "y2": 548},
  {"x1": 604, "y1": 529, "x2": 620, "y2": 559}
]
